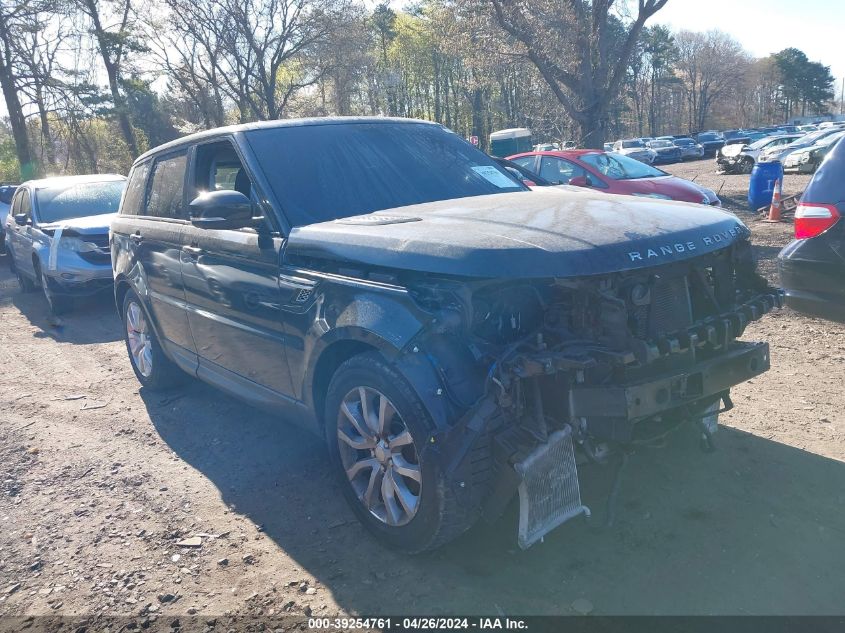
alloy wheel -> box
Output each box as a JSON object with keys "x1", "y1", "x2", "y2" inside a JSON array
[
  {"x1": 336, "y1": 386, "x2": 422, "y2": 526},
  {"x1": 126, "y1": 301, "x2": 153, "y2": 378}
]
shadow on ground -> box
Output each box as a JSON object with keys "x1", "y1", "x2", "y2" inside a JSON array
[
  {"x1": 0, "y1": 265, "x2": 121, "y2": 344},
  {"x1": 142, "y1": 383, "x2": 845, "y2": 615}
]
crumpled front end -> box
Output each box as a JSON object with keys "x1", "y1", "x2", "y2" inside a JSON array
[{"x1": 404, "y1": 238, "x2": 782, "y2": 548}]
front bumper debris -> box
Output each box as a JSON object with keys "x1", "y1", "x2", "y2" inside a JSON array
[{"x1": 569, "y1": 341, "x2": 769, "y2": 425}]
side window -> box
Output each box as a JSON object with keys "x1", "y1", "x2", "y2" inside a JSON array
[
  {"x1": 120, "y1": 161, "x2": 151, "y2": 216},
  {"x1": 191, "y1": 140, "x2": 255, "y2": 202},
  {"x1": 510, "y1": 156, "x2": 536, "y2": 171},
  {"x1": 538, "y1": 157, "x2": 587, "y2": 185},
  {"x1": 146, "y1": 153, "x2": 188, "y2": 219},
  {"x1": 10, "y1": 190, "x2": 22, "y2": 216},
  {"x1": 19, "y1": 189, "x2": 31, "y2": 219}
]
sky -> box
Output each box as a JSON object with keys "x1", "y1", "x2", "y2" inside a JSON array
[{"x1": 652, "y1": 0, "x2": 845, "y2": 93}]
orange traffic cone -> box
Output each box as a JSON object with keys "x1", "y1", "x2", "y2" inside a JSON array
[{"x1": 764, "y1": 179, "x2": 783, "y2": 222}]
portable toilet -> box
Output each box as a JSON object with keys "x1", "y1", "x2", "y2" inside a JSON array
[{"x1": 489, "y1": 128, "x2": 532, "y2": 157}]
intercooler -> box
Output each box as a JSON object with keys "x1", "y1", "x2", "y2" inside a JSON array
[{"x1": 514, "y1": 426, "x2": 590, "y2": 549}]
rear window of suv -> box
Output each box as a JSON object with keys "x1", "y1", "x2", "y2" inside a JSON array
[{"x1": 245, "y1": 122, "x2": 525, "y2": 227}]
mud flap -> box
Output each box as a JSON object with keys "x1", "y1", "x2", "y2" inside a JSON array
[{"x1": 514, "y1": 426, "x2": 590, "y2": 549}]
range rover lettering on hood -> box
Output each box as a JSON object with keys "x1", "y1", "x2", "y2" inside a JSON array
[
  {"x1": 286, "y1": 189, "x2": 750, "y2": 279},
  {"x1": 627, "y1": 226, "x2": 745, "y2": 262}
]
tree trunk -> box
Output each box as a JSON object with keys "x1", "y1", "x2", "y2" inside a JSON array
[
  {"x1": 35, "y1": 87, "x2": 56, "y2": 167},
  {"x1": 0, "y1": 63, "x2": 36, "y2": 179},
  {"x1": 579, "y1": 107, "x2": 608, "y2": 149}
]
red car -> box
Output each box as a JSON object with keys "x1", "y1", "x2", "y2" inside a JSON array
[{"x1": 507, "y1": 150, "x2": 721, "y2": 206}]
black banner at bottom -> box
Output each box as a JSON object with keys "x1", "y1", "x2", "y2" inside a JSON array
[{"x1": 1, "y1": 615, "x2": 844, "y2": 633}]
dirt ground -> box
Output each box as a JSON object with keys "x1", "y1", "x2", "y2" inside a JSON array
[{"x1": 1, "y1": 158, "x2": 844, "y2": 626}]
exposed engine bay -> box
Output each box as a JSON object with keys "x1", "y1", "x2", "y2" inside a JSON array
[{"x1": 406, "y1": 239, "x2": 783, "y2": 548}]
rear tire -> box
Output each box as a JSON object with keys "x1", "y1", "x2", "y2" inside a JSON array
[
  {"x1": 121, "y1": 289, "x2": 186, "y2": 390},
  {"x1": 740, "y1": 157, "x2": 754, "y2": 174},
  {"x1": 325, "y1": 352, "x2": 482, "y2": 553}
]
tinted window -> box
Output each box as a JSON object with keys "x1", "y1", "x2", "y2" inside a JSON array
[
  {"x1": 246, "y1": 122, "x2": 524, "y2": 227},
  {"x1": 698, "y1": 133, "x2": 720, "y2": 141},
  {"x1": 35, "y1": 181, "x2": 124, "y2": 223},
  {"x1": 146, "y1": 153, "x2": 187, "y2": 219},
  {"x1": 510, "y1": 156, "x2": 536, "y2": 170},
  {"x1": 581, "y1": 152, "x2": 666, "y2": 180},
  {"x1": 674, "y1": 139, "x2": 694, "y2": 146},
  {"x1": 121, "y1": 162, "x2": 150, "y2": 216},
  {"x1": 538, "y1": 156, "x2": 587, "y2": 185},
  {"x1": 0, "y1": 186, "x2": 16, "y2": 205},
  {"x1": 621, "y1": 140, "x2": 645, "y2": 148}
]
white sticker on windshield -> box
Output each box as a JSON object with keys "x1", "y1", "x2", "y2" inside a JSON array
[{"x1": 472, "y1": 165, "x2": 517, "y2": 188}]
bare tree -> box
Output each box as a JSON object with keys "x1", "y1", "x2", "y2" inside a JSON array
[
  {"x1": 483, "y1": 0, "x2": 668, "y2": 147},
  {"x1": 674, "y1": 30, "x2": 749, "y2": 132},
  {"x1": 161, "y1": 0, "x2": 347, "y2": 122},
  {"x1": 0, "y1": 0, "x2": 41, "y2": 178},
  {"x1": 15, "y1": 3, "x2": 71, "y2": 167},
  {"x1": 76, "y1": 0, "x2": 141, "y2": 155}
]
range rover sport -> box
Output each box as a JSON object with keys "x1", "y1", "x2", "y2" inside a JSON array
[{"x1": 111, "y1": 118, "x2": 782, "y2": 552}]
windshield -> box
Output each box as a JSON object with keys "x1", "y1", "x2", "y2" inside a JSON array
[
  {"x1": 35, "y1": 181, "x2": 125, "y2": 223},
  {"x1": 648, "y1": 140, "x2": 673, "y2": 148},
  {"x1": 621, "y1": 140, "x2": 645, "y2": 148},
  {"x1": 246, "y1": 122, "x2": 525, "y2": 227},
  {"x1": 581, "y1": 152, "x2": 665, "y2": 180},
  {"x1": 698, "y1": 133, "x2": 721, "y2": 142},
  {"x1": 674, "y1": 138, "x2": 695, "y2": 146},
  {"x1": 817, "y1": 132, "x2": 845, "y2": 147},
  {"x1": 750, "y1": 137, "x2": 778, "y2": 150}
]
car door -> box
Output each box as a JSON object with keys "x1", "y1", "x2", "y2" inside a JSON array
[
  {"x1": 123, "y1": 153, "x2": 196, "y2": 361},
  {"x1": 9, "y1": 188, "x2": 35, "y2": 278},
  {"x1": 180, "y1": 138, "x2": 295, "y2": 398}
]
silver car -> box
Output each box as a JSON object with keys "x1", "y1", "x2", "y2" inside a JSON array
[{"x1": 3, "y1": 174, "x2": 126, "y2": 314}]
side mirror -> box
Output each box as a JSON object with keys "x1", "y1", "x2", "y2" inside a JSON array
[
  {"x1": 14, "y1": 213, "x2": 29, "y2": 226},
  {"x1": 568, "y1": 176, "x2": 589, "y2": 187},
  {"x1": 189, "y1": 190, "x2": 255, "y2": 230}
]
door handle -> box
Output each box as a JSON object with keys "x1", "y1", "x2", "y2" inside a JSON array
[
  {"x1": 182, "y1": 245, "x2": 203, "y2": 256},
  {"x1": 130, "y1": 233, "x2": 143, "y2": 243}
]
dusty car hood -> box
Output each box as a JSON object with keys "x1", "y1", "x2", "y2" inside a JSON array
[
  {"x1": 38, "y1": 212, "x2": 116, "y2": 234},
  {"x1": 285, "y1": 189, "x2": 749, "y2": 279}
]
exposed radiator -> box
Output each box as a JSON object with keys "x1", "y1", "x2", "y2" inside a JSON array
[{"x1": 649, "y1": 275, "x2": 693, "y2": 337}]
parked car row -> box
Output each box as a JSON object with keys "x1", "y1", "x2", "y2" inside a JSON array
[
  {"x1": 601, "y1": 122, "x2": 837, "y2": 169},
  {"x1": 8, "y1": 117, "x2": 843, "y2": 556},
  {"x1": 717, "y1": 125, "x2": 845, "y2": 175}
]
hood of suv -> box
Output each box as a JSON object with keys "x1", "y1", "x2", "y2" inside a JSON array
[
  {"x1": 37, "y1": 212, "x2": 116, "y2": 235},
  {"x1": 286, "y1": 189, "x2": 748, "y2": 278}
]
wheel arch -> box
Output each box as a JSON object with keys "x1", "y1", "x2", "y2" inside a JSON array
[{"x1": 310, "y1": 337, "x2": 381, "y2": 436}]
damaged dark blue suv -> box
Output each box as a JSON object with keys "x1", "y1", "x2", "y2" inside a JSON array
[{"x1": 111, "y1": 118, "x2": 782, "y2": 552}]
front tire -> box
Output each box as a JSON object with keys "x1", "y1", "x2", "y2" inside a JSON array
[
  {"x1": 740, "y1": 156, "x2": 754, "y2": 174},
  {"x1": 39, "y1": 267, "x2": 72, "y2": 315},
  {"x1": 325, "y1": 352, "x2": 480, "y2": 553},
  {"x1": 122, "y1": 290, "x2": 185, "y2": 390}
]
